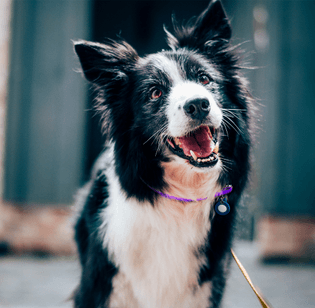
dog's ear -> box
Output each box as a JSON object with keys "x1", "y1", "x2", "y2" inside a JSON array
[
  {"x1": 166, "y1": 0, "x2": 231, "y2": 50},
  {"x1": 74, "y1": 39, "x2": 138, "y2": 85}
]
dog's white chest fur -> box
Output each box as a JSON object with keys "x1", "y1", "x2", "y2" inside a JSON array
[{"x1": 99, "y1": 156, "x2": 221, "y2": 308}]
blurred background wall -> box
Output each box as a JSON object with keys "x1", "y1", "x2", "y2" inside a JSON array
[{"x1": 0, "y1": 0, "x2": 314, "y2": 260}]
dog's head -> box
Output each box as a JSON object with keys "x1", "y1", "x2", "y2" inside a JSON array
[{"x1": 75, "y1": 0, "x2": 251, "y2": 202}]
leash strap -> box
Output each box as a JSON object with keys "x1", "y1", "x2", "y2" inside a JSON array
[{"x1": 231, "y1": 249, "x2": 273, "y2": 308}]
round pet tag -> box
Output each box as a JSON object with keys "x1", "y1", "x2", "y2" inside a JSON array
[{"x1": 215, "y1": 198, "x2": 230, "y2": 215}]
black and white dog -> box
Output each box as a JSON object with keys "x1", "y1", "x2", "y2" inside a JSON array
[{"x1": 73, "y1": 1, "x2": 252, "y2": 307}]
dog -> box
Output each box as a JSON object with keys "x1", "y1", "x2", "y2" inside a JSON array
[{"x1": 73, "y1": 1, "x2": 252, "y2": 307}]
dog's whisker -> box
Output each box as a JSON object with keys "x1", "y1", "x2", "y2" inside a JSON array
[
  {"x1": 222, "y1": 110, "x2": 243, "y2": 122},
  {"x1": 222, "y1": 108, "x2": 246, "y2": 112},
  {"x1": 143, "y1": 124, "x2": 168, "y2": 145},
  {"x1": 143, "y1": 127, "x2": 168, "y2": 144},
  {"x1": 221, "y1": 164, "x2": 232, "y2": 173},
  {"x1": 220, "y1": 121, "x2": 230, "y2": 139},
  {"x1": 219, "y1": 157, "x2": 234, "y2": 167},
  {"x1": 149, "y1": 125, "x2": 168, "y2": 157},
  {"x1": 222, "y1": 108, "x2": 244, "y2": 121},
  {"x1": 222, "y1": 117, "x2": 243, "y2": 135}
]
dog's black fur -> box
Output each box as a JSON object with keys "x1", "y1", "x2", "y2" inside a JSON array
[{"x1": 73, "y1": 1, "x2": 252, "y2": 307}]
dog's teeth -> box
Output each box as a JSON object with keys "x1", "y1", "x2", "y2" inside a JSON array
[
  {"x1": 190, "y1": 150, "x2": 198, "y2": 161},
  {"x1": 213, "y1": 143, "x2": 219, "y2": 154},
  {"x1": 205, "y1": 126, "x2": 212, "y2": 138},
  {"x1": 174, "y1": 137, "x2": 180, "y2": 145},
  {"x1": 167, "y1": 139, "x2": 175, "y2": 149},
  {"x1": 197, "y1": 158, "x2": 201, "y2": 163}
]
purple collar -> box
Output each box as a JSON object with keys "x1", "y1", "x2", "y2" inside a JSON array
[{"x1": 148, "y1": 185, "x2": 233, "y2": 202}]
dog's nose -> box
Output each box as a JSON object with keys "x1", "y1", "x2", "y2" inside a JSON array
[{"x1": 183, "y1": 98, "x2": 210, "y2": 121}]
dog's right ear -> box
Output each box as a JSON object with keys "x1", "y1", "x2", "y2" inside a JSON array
[
  {"x1": 74, "y1": 39, "x2": 139, "y2": 86},
  {"x1": 166, "y1": 0, "x2": 231, "y2": 51}
]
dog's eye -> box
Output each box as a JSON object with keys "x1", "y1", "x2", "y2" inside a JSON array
[
  {"x1": 151, "y1": 88, "x2": 162, "y2": 100},
  {"x1": 198, "y1": 74, "x2": 211, "y2": 85}
]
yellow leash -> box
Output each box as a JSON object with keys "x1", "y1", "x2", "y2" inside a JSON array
[{"x1": 231, "y1": 249, "x2": 273, "y2": 308}]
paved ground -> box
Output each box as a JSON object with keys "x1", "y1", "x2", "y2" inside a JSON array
[{"x1": 0, "y1": 241, "x2": 314, "y2": 308}]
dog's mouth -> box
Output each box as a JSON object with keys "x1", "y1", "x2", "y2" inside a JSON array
[{"x1": 166, "y1": 125, "x2": 219, "y2": 167}]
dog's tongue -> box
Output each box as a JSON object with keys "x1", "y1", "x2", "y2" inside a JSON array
[{"x1": 178, "y1": 126, "x2": 212, "y2": 158}]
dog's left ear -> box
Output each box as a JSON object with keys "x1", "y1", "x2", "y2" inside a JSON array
[
  {"x1": 166, "y1": 0, "x2": 231, "y2": 50},
  {"x1": 74, "y1": 39, "x2": 138, "y2": 86}
]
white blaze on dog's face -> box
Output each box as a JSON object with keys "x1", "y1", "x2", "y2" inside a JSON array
[
  {"x1": 167, "y1": 81, "x2": 222, "y2": 136},
  {"x1": 143, "y1": 52, "x2": 224, "y2": 169}
]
